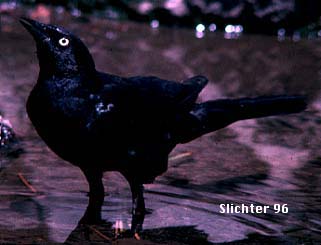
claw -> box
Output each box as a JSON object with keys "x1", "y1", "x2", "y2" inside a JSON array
[{"x1": 134, "y1": 232, "x2": 141, "y2": 240}]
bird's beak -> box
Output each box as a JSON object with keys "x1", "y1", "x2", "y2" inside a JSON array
[{"x1": 20, "y1": 17, "x2": 50, "y2": 43}]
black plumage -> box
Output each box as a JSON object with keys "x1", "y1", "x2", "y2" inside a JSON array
[{"x1": 20, "y1": 18, "x2": 307, "y2": 233}]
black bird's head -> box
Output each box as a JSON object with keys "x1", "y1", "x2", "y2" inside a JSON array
[{"x1": 20, "y1": 18, "x2": 95, "y2": 77}]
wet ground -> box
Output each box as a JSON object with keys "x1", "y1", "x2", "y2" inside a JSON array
[{"x1": 0, "y1": 6, "x2": 321, "y2": 244}]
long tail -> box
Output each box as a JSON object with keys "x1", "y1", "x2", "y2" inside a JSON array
[{"x1": 177, "y1": 95, "x2": 307, "y2": 143}]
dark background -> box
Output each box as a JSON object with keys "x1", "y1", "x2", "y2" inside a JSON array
[{"x1": 6, "y1": 0, "x2": 321, "y2": 35}]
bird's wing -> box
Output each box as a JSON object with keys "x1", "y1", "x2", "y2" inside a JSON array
[
  {"x1": 129, "y1": 75, "x2": 208, "y2": 110},
  {"x1": 85, "y1": 72, "x2": 208, "y2": 145},
  {"x1": 96, "y1": 72, "x2": 208, "y2": 114},
  {"x1": 86, "y1": 73, "x2": 208, "y2": 174}
]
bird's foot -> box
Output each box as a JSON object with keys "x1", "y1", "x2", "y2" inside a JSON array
[
  {"x1": 130, "y1": 208, "x2": 145, "y2": 239},
  {"x1": 131, "y1": 222, "x2": 143, "y2": 240}
]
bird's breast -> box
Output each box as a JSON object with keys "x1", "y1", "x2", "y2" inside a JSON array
[{"x1": 26, "y1": 89, "x2": 94, "y2": 163}]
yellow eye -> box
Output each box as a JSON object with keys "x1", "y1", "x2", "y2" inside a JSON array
[{"x1": 59, "y1": 37, "x2": 69, "y2": 46}]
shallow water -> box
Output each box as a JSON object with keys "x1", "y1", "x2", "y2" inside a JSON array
[{"x1": 0, "y1": 7, "x2": 320, "y2": 244}]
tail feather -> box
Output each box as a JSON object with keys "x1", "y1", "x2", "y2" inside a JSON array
[
  {"x1": 224, "y1": 95, "x2": 307, "y2": 120},
  {"x1": 177, "y1": 95, "x2": 307, "y2": 143}
]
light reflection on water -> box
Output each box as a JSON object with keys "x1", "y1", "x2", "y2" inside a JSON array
[{"x1": 0, "y1": 7, "x2": 320, "y2": 244}]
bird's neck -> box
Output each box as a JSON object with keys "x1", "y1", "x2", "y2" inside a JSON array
[
  {"x1": 37, "y1": 52, "x2": 95, "y2": 79},
  {"x1": 38, "y1": 62, "x2": 95, "y2": 79},
  {"x1": 37, "y1": 66, "x2": 97, "y2": 93}
]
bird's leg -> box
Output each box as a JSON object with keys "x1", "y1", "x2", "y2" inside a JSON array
[
  {"x1": 79, "y1": 169, "x2": 105, "y2": 224},
  {"x1": 129, "y1": 183, "x2": 146, "y2": 235}
]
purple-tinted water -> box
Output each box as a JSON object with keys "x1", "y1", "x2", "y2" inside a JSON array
[{"x1": 0, "y1": 6, "x2": 320, "y2": 244}]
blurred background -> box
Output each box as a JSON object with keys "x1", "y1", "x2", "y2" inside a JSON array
[
  {"x1": 1, "y1": 0, "x2": 321, "y2": 37},
  {"x1": 0, "y1": 0, "x2": 320, "y2": 244}
]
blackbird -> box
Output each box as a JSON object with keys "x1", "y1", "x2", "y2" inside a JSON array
[{"x1": 20, "y1": 18, "x2": 307, "y2": 233}]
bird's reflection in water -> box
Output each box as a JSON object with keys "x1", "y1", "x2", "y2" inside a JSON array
[
  {"x1": 65, "y1": 219, "x2": 212, "y2": 244},
  {"x1": 0, "y1": 196, "x2": 52, "y2": 244},
  {"x1": 65, "y1": 199, "x2": 212, "y2": 244}
]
